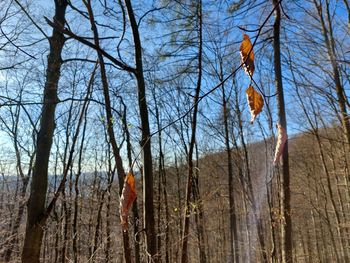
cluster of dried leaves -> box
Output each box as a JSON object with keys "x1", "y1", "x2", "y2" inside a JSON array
[{"x1": 240, "y1": 34, "x2": 263, "y2": 124}]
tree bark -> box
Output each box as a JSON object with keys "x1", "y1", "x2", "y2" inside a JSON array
[
  {"x1": 181, "y1": 1, "x2": 203, "y2": 262},
  {"x1": 272, "y1": 0, "x2": 292, "y2": 262},
  {"x1": 21, "y1": 1, "x2": 67, "y2": 262},
  {"x1": 123, "y1": 0, "x2": 157, "y2": 261}
]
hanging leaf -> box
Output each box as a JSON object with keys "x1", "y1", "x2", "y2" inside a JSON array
[
  {"x1": 240, "y1": 33, "x2": 255, "y2": 77},
  {"x1": 245, "y1": 86, "x2": 264, "y2": 124},
  {"x1": 119, "y1": 172, "x2": 136, "y2": 230},
  {"x1": 273, "y1": 123, "x2": 288, "y2": 165}
]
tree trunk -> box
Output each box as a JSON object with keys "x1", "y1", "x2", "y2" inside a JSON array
[
  {"x1": 193, "y1": 144, "x2": 207, "y2": 263},
  {"x1": 92, "y1": 190, "x2": 105, "y2": 259},
  {"x1": 123, "y1": 0, "x2": 157, "y2": 261},
  {"x1": 181, "y1": 1, "x2": 203, "y2": 262},
  {"x1": 272, "y1": 1, "x2": 292, "y2": 262},
  {"x1": 174, "y1": 154, "x2": 183, "y2": 263},
  {"x1": 221, "y1": 67, "x2": 239, "y2": 263},
  {"x1": 72, "y1": 112, "x2": 88, "y2": 263},
  {"x1": 21, "y1": 1, "x2": 67, "y2": 262},
  {"x1": 152, "y1": 87, "x2": 171, "y2": 263},
  {"x1": 82, "y1": 1, "x2": 134, "y2": 261},
  {"x1": 121, "y1": 96, "x2": 141, "y2": 263}
]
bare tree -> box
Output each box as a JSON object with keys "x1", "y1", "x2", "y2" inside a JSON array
[
  {"x1": 22, "y1": 1, "x2": 68, "y2": 262},
  {"x1": 180, "y1": 1, "x2": 206, "y2": 262},
  {"x1": 123, "y1": 1, "x2": 158, "y2": 260},
  {"x1": 272, "y1": 1, "x2": 292, "y2": 262}
]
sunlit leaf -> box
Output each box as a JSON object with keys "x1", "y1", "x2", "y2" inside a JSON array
[
  {"x1": 240, "y1": 33, "x2": 255, "y2": 77},
  {"x1": 119, "y1": 172, "x2": 136, "y2": 230},
  {"x1": 273, "y1": 123, "x2": 288, "y2": 165},
  {"x1": 245, "y1": 86, "x2": 263, "y2": 124}
]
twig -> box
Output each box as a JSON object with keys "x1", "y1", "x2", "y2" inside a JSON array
[{"x1": 13, "y1": 0, "x2": 49, "y2": 40}]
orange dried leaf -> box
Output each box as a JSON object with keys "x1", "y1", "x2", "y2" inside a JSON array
[
  {"x1": 119, "y1": 172, "x2": 136, "y2": 230},
  {"x1": 245, "y1": 86, "x2": 264, "y2": 124},
  {"x1": 273, "y1": 123, "x2": 288, "y2": 165},
  {"x1": 240, "y1": 34, "x2": 255, "y2": 77}
]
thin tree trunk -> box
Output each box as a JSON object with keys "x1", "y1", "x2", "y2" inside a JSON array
[
  {"x1": 105, "y1": 169, "x2": 113, "y2": 263},
  {"x1": 181, "y1": 1, "x2": 203, "y2": 262},
  {"x1": 73, "y1": 112, "x2": 88, "y2": 263},
  {"x1": 221, "y1": 68, "x2": 239, "y2": 263},
  {"x1": 157, "y1": 158, "x2": 162, "y2": 262},
  {"x1": 152, "y1": 87, "x2": 170, "y2": 263},
  {"x1": 88, "y1": 171, "x2": 98, "y2": 260},
  {"x1": 60, "y1": 92, "x2": 76, "y2": 263},
  {"x1": 121, "y1": 96, "x2": 141, "y2": 263},
  {"x1": 242, "y1": 187, "x2": 251, "y2": 263},
  {"x1": 21, "y1": 1, "x2": 67, "y2": 262},
  {"x1": 123, "y1": 0, "x2": 157, "y2": 261},
  {"x1": 162, "y1": 171, "x2": 170, "y2": 263},
  {"x1": 231, "y1": 129, "x2": 250, "y2": 263},
  {"x1": 53, "y1": 199, "x2": 60, "y2": 263},
  {"x1": 258, "y1": 119, "x2": 277, "y2": 263},
  {"x1": 92, "y1": 190, "x2": 105, "y2": 259},
  {"x1": 272, "y1": 1, "x2": 292, "y2": 262},
  {"x1": 234, "y1": 82, "x2": 268, "y2": 263},
  {"x1": 82, "y1": 1, "x2": 133, "y2": 261},
  {"x1": 175, "y1": 153, "x2": 183, "y2": 263},
  {"x1": 193, "y1": 143, "x2": 207, "y2": 263},
  {"x1": 267, "y1": 181, "x2": 277, "y2": 263},
  {"x1": 311, "y1": 210, "x2": 322, "y2": 262},
  {"x1": 61, "y1": 187, "x2": 68, "y2": 263},
  {"x1": 104, "y1": 139, "x2": 115, "y2": 263}
]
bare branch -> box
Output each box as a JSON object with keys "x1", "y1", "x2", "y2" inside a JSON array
[
  {"x1": 45, "y1": 16, "x2": 136, "y2": 73},
  {"x1": 13, "y1": 0, "x2": 49, "y2": 40}
]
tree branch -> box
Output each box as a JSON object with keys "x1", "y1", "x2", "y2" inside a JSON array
[{"x1": 44, "y1": 17, "x2": 136, "y2": 73}]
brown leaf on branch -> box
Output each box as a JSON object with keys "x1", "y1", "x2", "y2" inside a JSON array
[
  {"x1": 119, "y1": 172, "x2": 136, "y2": 230},
  {"x1": 245, "y1": 86, "x2": 264, "y2": 124},
  {"x1": 273, "y1": 123, "x2": 288, "y2": 165},
  {"x1": 240, "y1": 33, "x2": 255, "y2": 77}
]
